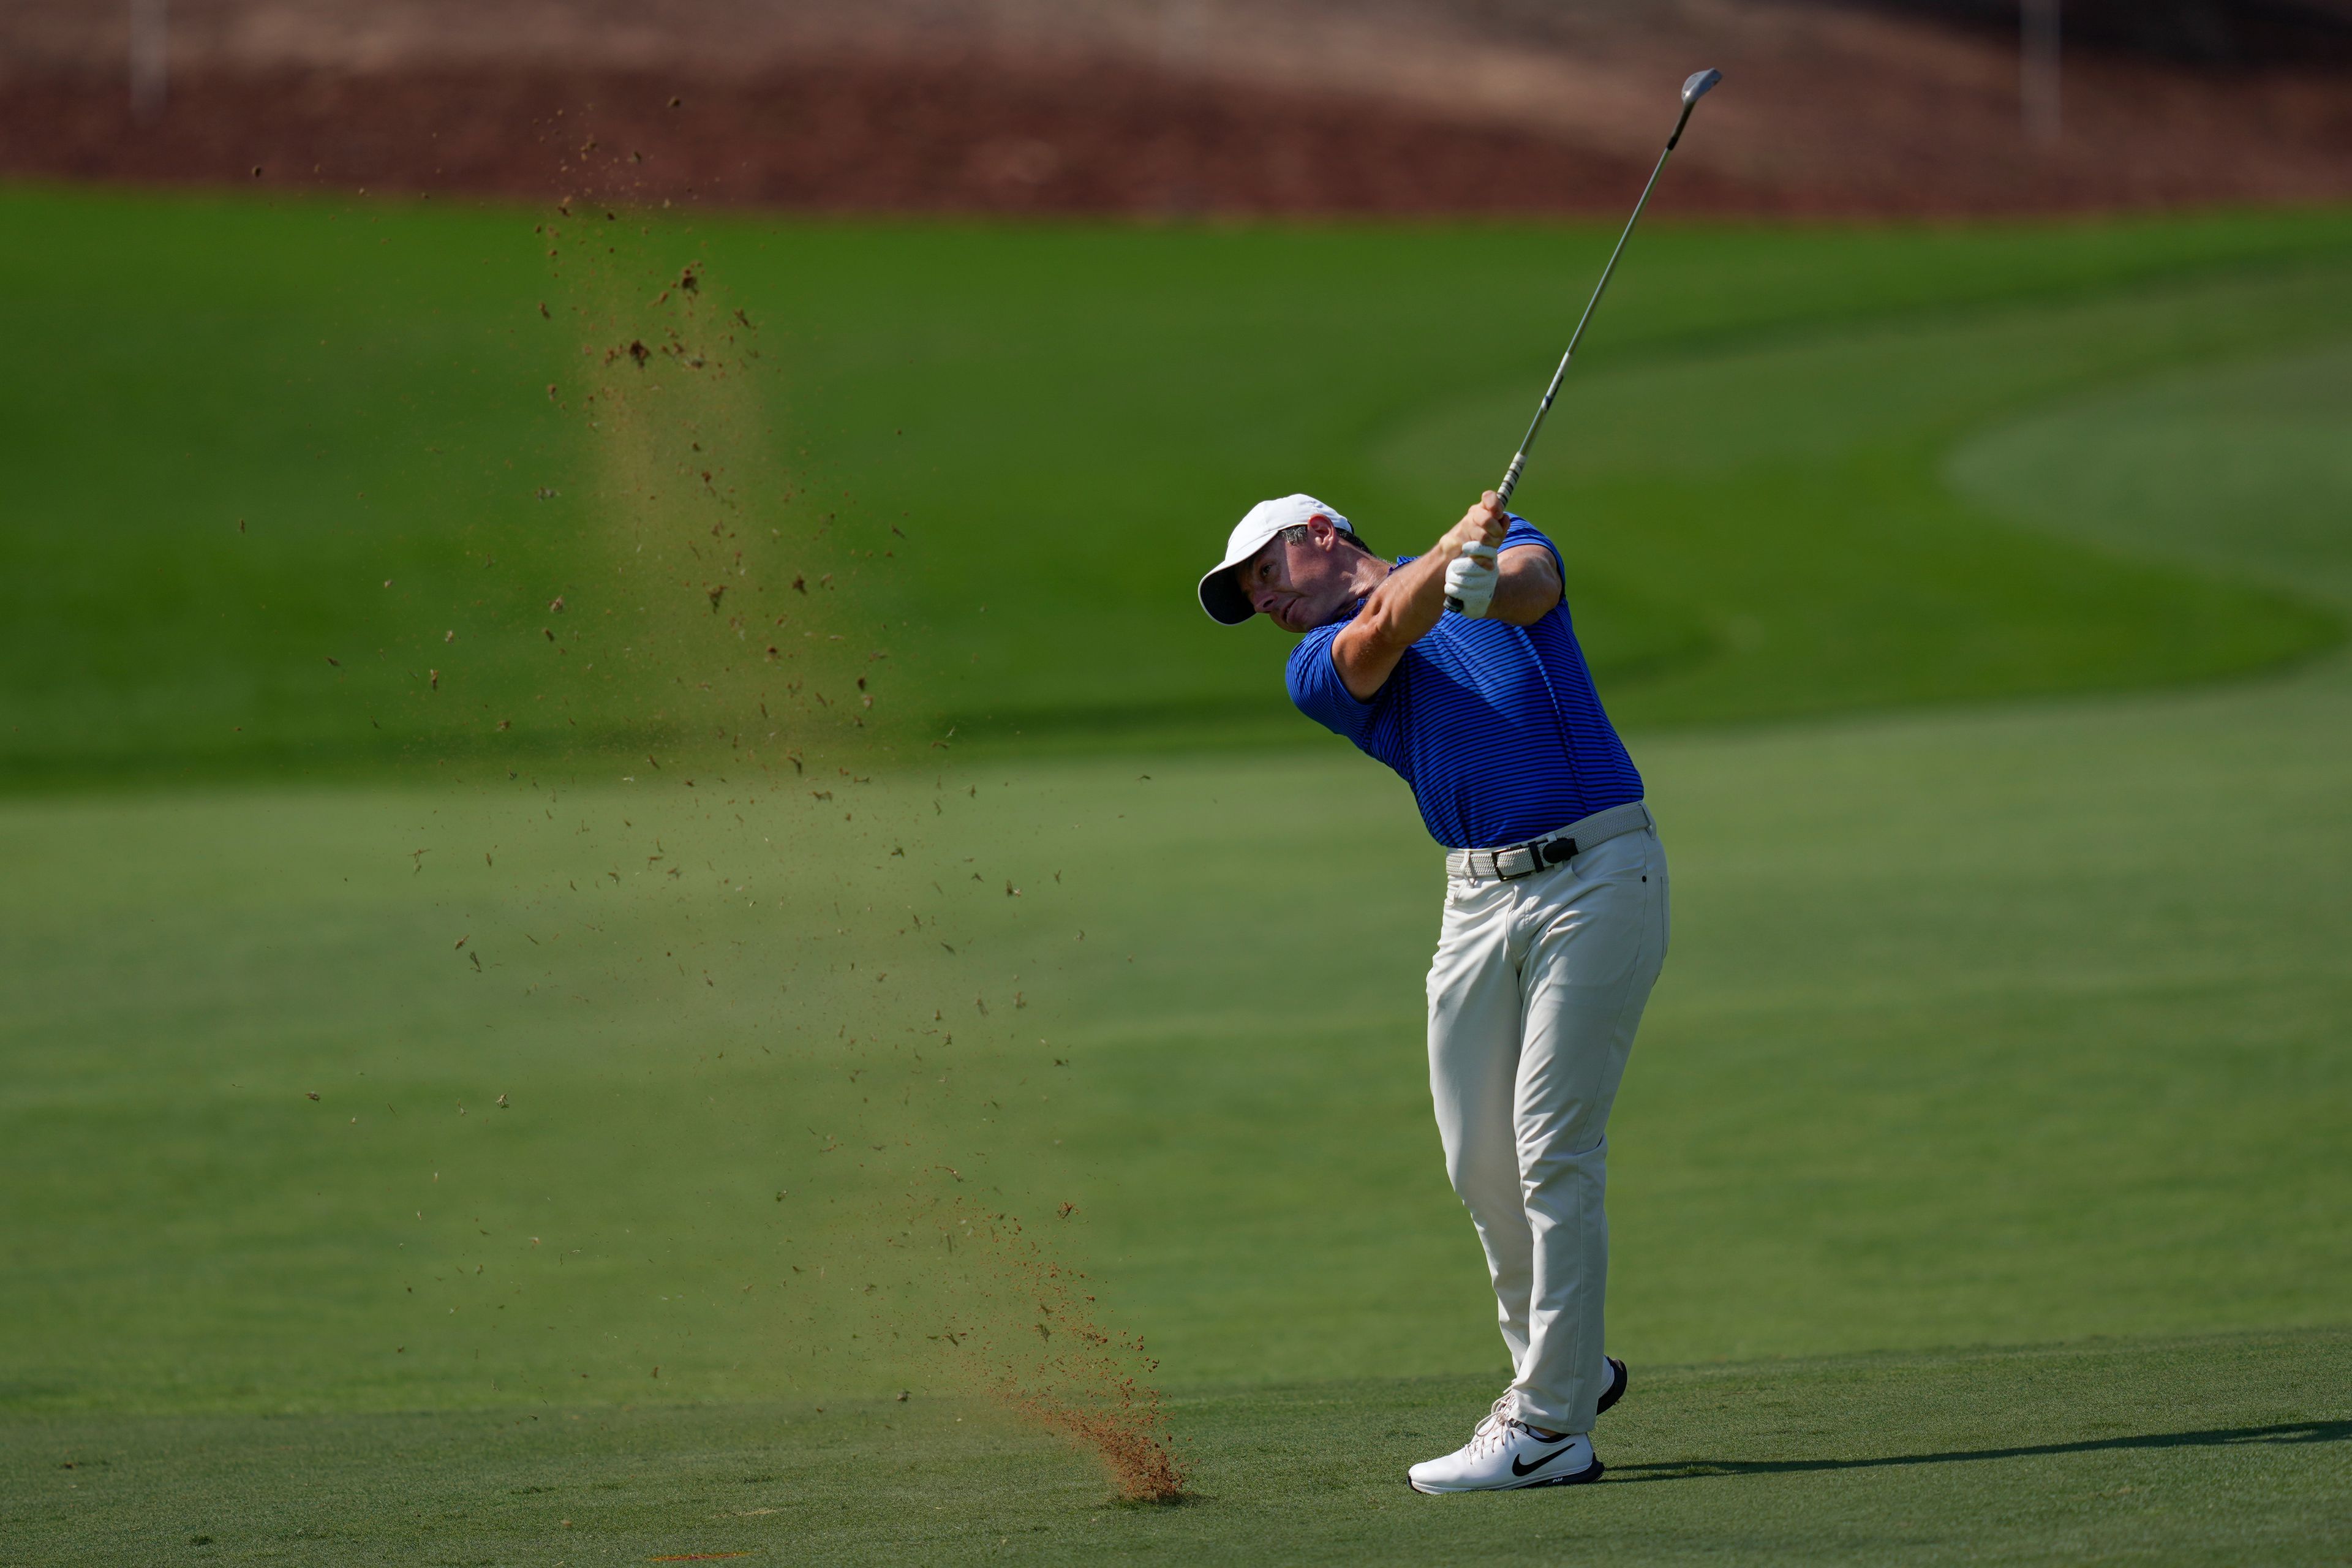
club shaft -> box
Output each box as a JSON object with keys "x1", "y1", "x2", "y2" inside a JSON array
[{"x1": 1494, "y1": 120, "x2": 1688, "y2": 509}]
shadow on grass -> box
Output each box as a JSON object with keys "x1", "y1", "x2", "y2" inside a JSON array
[{"x1": 1611, "y1": 1420, "x2": 2352, "y2": 1484}]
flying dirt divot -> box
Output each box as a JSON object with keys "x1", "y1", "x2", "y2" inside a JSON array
[
  {"x1": 919, "y1": 1192, "x2": 1186, "y2": 1501},
  {"x1": 415, "y1": 178, "x2": 1185, "y2": 1491}
]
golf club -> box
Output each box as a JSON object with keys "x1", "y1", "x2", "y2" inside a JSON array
[{"x1": 1493, "y1": 67, "x2": 1722, "y2": 511}]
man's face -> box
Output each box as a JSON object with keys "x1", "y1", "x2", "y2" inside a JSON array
[{"x1": 1238, "y1": 518, "x2": 1360, "y2": 633}]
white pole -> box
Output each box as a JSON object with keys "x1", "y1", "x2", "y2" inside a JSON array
[
  {"x1": 2022, "y1": 0, "x2": 2062, "y2": 143},
  {"x1": 130, "y1": 0, "x2": 168, "y2": 124}
]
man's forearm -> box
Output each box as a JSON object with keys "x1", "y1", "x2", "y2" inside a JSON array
[
  {"x1": 1355, "y1": 553, "x2": 1451, "y2": 653},
  {"x1": 1332, "y1": 494, "x2": 1509, "y2": 699},
  {"x1": 1332, "y1": 548, "x2": 1455, "y2": 699}
]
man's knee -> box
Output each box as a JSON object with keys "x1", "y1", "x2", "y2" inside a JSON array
[
  {"x1": 1519, "y1": 1133, "x2": 1607, "y2": 1194},
  {"x1": 1446, "y1": 1142, "x2": 1524, "y2": 1215}
]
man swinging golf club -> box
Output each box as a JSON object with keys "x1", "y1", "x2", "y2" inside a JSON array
[
  {"x1": 1194, "y1": 67, "x2": 1718, "y2": 1493},
  {"x1": 1196, "y1": 491, "x2": 1665, "y2": 1491}
]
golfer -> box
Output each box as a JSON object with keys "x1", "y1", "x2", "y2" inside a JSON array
[{"x1": 1197, "y1": 490, "x2": 1668, "y2": 1492}]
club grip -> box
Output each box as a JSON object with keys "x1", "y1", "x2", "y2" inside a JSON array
[{"x1": 1496, "y1": 452, "x2": 1528, "y2": 507}]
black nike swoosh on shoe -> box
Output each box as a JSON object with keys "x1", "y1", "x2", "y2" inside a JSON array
[
  {"x1": 1510, "y1": 1441, "x2": 1578, "y2": 1477},
  {"x1": 1513, "y1": 1458, "x2": 1604, "y2": 1488}
]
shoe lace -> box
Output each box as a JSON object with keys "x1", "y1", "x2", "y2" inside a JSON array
[
  {"x1": 1471, "y1": 1392, "x2": 1514, "y2": 1440},
  {"x1": 1464, "y1": 1403, "x2": 1525, "y2": 1459}
]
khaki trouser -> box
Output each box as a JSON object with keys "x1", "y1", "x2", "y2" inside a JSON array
[{"x1": 1425, "y1": 812, "x2": 1669, "y2": 1434}]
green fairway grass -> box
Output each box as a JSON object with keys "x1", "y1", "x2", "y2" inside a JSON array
[
  {"x1": 5, "y1": 601, "x2": 2347, "y2": 1415},
  {"x1": 7, "y1": 1333, "x2": 2346, "y2": 1565},
  {"x1": 3, "y1": 190, "x2": 2349, "y2": 784},
  {"x1": 4, "y1": 194, "x2": 2350, "y2": 1562},
  {"x1": 1950, "y1": 337, "x2": 2352, "y2": 606}
]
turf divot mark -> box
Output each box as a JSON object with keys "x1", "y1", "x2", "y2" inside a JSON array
[{"x1": 918, "y1": 1194, "x2": 1185, "y2": 1501}]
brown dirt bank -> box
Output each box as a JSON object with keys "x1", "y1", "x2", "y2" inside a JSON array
[
  {"x1": 1, "y1": 61, "x2": 1765, "y2": 217},
  {"x1": 2, "y1": 50, "x2": 2347, "y2": 217}
]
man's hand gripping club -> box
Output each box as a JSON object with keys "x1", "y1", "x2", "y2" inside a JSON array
[
  {"x1": 1332, "y1": 492, "x2": 1559, "y2": 702},
  {"x1": 1434, "y1": 491, "x2": 1514, "y2": 624},
  {"x1": 1445, "y1": 540, "x2": 1500, "y2": 619}
]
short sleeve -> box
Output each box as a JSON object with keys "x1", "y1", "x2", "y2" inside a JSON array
[
  {"x1": 1286, "y1": 622, "x2": 1381, "y2": 746},
  {"x1": 1498, "y1": 516, "x2": 1564, "y2": 584}
]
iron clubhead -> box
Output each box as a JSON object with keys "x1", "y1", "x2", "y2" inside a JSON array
[{"x1": 1681, "y1": 68, "x2": 1723, "y2": 105}]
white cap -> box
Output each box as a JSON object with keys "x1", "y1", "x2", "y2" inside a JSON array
[{"x1": 1197, "y1": 494, "x2": 1354, "y2": 625}]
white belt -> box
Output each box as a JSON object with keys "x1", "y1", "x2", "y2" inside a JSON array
[{"x1": 1446, "y1": 801, "x2": 1654, "y2": 883}]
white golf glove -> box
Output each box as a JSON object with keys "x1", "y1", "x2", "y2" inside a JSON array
[{"x1": 1444, "y1": 542, "x2": 1499, "y2": 618}]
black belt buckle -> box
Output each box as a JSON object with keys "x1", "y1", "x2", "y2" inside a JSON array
[{"x1": 1484, "y1": 832, "x2": 1580, "y2": 881}]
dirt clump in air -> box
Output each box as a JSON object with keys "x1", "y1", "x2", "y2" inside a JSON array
[
  {"x1": 925, "y1": 1197, "x2": 1186, "y2": 1502},
  {"x1": 510, "y1": 196, "x2": 1178, "y2": 1489}
]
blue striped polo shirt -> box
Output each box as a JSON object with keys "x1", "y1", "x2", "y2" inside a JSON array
[{"x1": 1286, "y1": 519, "x2": 1643, "y2": 850}]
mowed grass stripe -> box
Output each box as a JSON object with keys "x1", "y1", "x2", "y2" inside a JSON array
[
  {"x1": 2, "y1": 649, "x2": 2345, "y2": 1404},
  {"x1": 4, "y1": 195, "x2": 2351, "y2": 782},
  {"x1": 5, "y1": 1331, "x2": 2345, "y2": 1566}
]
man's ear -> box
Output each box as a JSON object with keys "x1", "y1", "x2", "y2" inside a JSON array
[{"x1": 1308, "y1": 515, "x2": 1338, "y2": 549}]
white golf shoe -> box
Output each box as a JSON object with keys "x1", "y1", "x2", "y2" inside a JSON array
[{"x1": 1406, "y1": 1419, "x2": 1602, "y2": 1493}]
